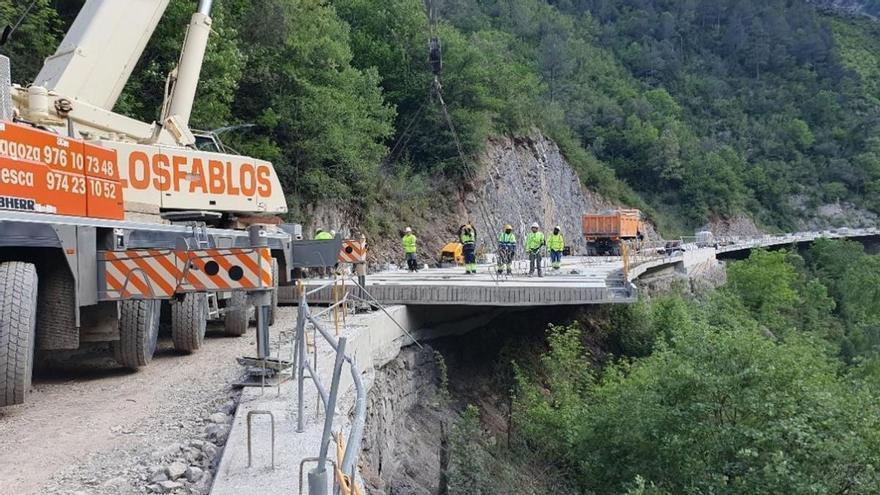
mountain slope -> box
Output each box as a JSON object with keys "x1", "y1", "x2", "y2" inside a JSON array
[
  {"x1": 4, "y1": 0, "x2": 880, "y2": 238},
  {"x1": 811, "y1": 0, "x2": 880, "y2": 17}
]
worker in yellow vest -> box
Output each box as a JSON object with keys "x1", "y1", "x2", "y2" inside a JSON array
[
  {"x1": 459, "y1": 224, "x2": 477, "y2": 274},
  {"x1": 497, "y1": 224, "x2": 516, "y2": 275},
  {"x1": 314, "y1": 228, "x2": 335, "y2": 277},
  {"x1": 526, "y1": 222, "x2": 545, "y2": 277},
  {"x1": 548, "y1": 226, "x2": 564, "y2": 270},
  {"x1": 402, "y1": 227, "x2": 418, "y2": 272}
]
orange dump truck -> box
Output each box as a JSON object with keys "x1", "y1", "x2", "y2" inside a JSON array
[{"x1": 582, "y1": 209, "x2": 643, "y2": 255}]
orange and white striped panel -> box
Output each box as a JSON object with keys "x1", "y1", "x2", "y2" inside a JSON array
[
  {"x1": 338, "y1": 239, "x2": 367, "y2": 263},
  {"x1": 100, "y1": 248, "x2": 273, "y2": 300},
  {"x1": 102, "y1": 249, "x2": 179, "y2": 299},
  {"x1": 177, "y1": 248, "x2": 273, "y2": 292}
]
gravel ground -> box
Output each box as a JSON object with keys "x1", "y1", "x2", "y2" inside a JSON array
[{"x1": 0, "y1": 306, "x2": 298, "y2": 495}]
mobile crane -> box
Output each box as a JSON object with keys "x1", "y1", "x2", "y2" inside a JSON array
[{"x1": 0, "y1": 0, "x2": 338, "y2": 406}]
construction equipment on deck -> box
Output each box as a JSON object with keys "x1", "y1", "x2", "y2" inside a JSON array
[
  {"x1": 583, "y1": 209, "x2": 644, "y2": 256},
  {"x1": 439, "y1": 241, "x2": 464, "y2": 267}
]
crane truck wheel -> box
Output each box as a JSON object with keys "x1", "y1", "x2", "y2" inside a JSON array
[
  {"x1": 171, "y1": 293, "x2": 208, "y2": 353},
  {"x1": 223, "y1": 291, "x2": 248, "y2": 337},
  {"x1": 0, "y1": 262, "x2": 38, "y2": 407},
  {"x1": 269, "y1": 259, "x2": 279, "y2": 327},
  {"x1": 113, "y1": 299, "x2": 161, "y2": 370}
]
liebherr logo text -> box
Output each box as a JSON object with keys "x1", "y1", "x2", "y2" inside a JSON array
[
  {"x1": 125, "y1": 151, "x2": 274, "y2": 197},
  {"x1": 0, "y1": 196, "x2": 36, "y2": 211}
]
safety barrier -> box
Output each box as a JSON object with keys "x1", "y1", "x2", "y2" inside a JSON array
[
  {"x1": 294, "y1": 279, "x2": 367, "y2": 495},
  {"x1": 621, "y1": 227, "x2": 880, "y2": 283}
]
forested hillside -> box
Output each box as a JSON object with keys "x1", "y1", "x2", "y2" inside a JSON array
[
  {"x1": 4, "y1": 0, "x2": 880, "y2": 233},
  {"x1": 499, "y1": 240, "x2": 880, "y2": 494}
]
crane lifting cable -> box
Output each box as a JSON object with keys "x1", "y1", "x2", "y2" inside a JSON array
[
  {"x1": 420, "y1": 0, "x2": 503, "y2": 276},
  {"x1": 384, "y1": 0, "x2": 503, "y2": 277}
]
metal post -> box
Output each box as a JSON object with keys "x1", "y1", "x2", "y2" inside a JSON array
[
  {"x1": 308, "y1": 469, "x2": 328, "y2": 495},
  {"x1": 340, "y1": 357, "x2": 366, "y2": 475},
  {"x1": 317, "y1": 337, "x2": 347, "y2": 470},
  {"x1": 248, "y1": 225, "x2": 271, "y2": 360},
  {"x1": 296, "y1": 291, "x2": 307, "y2": 433},
  {"x1": 255, "y1": 304, "x2": 270, "y2": 358},
  {"x1": 309, "y1": 337, "x2": 347, "y2": 495}
]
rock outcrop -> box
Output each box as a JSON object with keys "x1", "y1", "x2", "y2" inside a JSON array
[
  {"x1": 304, "y1": 133, "x2": 617, "y2": 264},
  {"x1": 463, "y1": 134, "x2": 613, "y2": 253}
]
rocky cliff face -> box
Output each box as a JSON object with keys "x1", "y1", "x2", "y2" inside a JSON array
[
  {"x1": 306, "y1": 133, "x2": 614, "y2": 265},
  {"x1": 360, "y1": 347, "x2": 448, "y2": 495},
  {"x1": 461, "y1": 134, "x2": 613, "y2": 254}
]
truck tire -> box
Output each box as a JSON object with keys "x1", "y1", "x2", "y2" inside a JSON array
[
  {"x1": 269, "y1": 259, "x2": 279, "y2": 326},
  {"x1": 113, "y1": 299, "x2": 160, "y2": 370},
  {"x1": 36, "y1": 261, "x2": 77, "y2": 350},
  {"x1": 0, "y1": 262, "x2": 38, "y2": 407},
  {"x1": 171, "y1": 293, "x2": 207, "y2": 353},
  {"x1": 223, "y1": 291, "x2": 248, "y2": 337}
]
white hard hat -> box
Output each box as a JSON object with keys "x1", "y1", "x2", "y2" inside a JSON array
[
  {"x1": 405, "y1": 227, "x2": 412, "y2": 233},
  {"x1": 330, "y1": 229, "x2": 336, "y2": 236},
  {"x1": 555, "y1": 225, "x2": 561, "y2": 230},
  {"x1": 531, "y1": 222, "x2": 539, "y2": 228}
]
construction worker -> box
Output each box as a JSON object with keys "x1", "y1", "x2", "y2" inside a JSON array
[
  {"x1": 314, "y1": 228, "x2": 334, "y2": 277},
  {"x1": 526, "y1": 222, "x2": 545, "y2": 277},
  {"x1": 497, "y1": 224, "x2": 516, "y2": 275},
  {"x1": 459, "y1": 224, "x2": 477, "y2": 274},
  {"x1": 402, "y1": 227, "x2": 418, "y2": 272},
  {"x1": 548, "y1": 226, "x2": 565, "y2": 270}
]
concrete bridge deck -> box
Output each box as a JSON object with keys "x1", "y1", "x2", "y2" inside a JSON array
[
  {"x1": 278, "y1": 227, "x2": 880, "y2": 308},
  {"x1": 280, "y1": 256, "x2": 633, "y2": 306}
]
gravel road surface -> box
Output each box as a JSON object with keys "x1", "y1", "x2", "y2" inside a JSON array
[{"x1": 0, "y1": 307, "x2": 297, "y2": 495}]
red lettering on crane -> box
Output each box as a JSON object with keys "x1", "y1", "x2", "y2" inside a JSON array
[
  {"x1": 129, "y1": 151, "x2": 150, "y2": 189},
  {"x1": 122, "y1": 150, "x2": 275, "y2": 198},
  {"x1": 208, "y1": 160, "x2": 224, "y2": 194},
  {"x1": 240, "y1": 163, "x2": 256, "y2": 196},
  {"x1": 171, "y1": 155, "x2": 187, "y2": 192},
  {"x1": 256, "y1": 166, "x2": 271, "y2": 197},
  {"x1": 189, "y1": 158, "x2": 207, "y2": 193},
  {"x1": 152, "y1": 153, "x2": 171, "y2": 191},
  {"x1": 225, "y1": 161, "x2": 240, "y2": 195}
]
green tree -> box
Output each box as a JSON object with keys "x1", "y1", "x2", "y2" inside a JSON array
[
  {"x1": 724, "y1": 250, "x2": 800, "y2": 334},
  {"x1": 513, "y1": 324, "x2": 592, "y2": 459},
  {"x1": 230, "y1": 0, "x2": 394, "y2": 203},
  {"x1": 576, "y1": 325, "x2": 880, "y2": 494},
  {"x1": 0, "y1": 0, "x2": 62, "y2": 84}
]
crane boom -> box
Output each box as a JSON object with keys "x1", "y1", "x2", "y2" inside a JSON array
[
  {"x1": 33, "y1": 0, "x2": 170, "y2": 110},
  {"x1": 6, "y1": 0, "x2": 289, "y2": 222}
]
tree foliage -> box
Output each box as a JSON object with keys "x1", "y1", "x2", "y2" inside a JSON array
[
  {"x1": 514, "y1": 243, "x2": 880, "y2": 494},
  {"x1": 3, "y1": 0, "x2": 880, "y2": 229}
]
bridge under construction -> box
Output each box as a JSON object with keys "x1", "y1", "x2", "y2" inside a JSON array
[
  {"x1": 281, "y1": 228, "x2": 880, "y2": 308},
  {"x1": 213, "y1": 227, "x2": 879, "y2": 495}
]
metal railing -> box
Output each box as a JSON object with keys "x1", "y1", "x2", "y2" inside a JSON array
[
  {"x1": 294, "y1": 279, "x2": 367, "y2": 495},
  {"x1": 620, "y1": 227, "x2": 879, "y2": 282}
]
